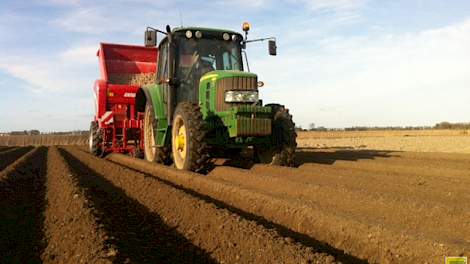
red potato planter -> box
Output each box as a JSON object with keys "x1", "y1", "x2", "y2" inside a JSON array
[{"x1": 89, "y1": 43, "x2": 158, "y2": 156}]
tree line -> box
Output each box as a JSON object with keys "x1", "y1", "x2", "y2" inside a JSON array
[
  {"x1": 1, "y1": 130, "x2": 88, "y2": 136},
  {"x1": 296, "y1": 122, "x2": 470, "y2": 131}
]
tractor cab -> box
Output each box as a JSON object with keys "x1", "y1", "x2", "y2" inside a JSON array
[{"x1": 155, "y1": 28, "x2": 245, "y2": 104}]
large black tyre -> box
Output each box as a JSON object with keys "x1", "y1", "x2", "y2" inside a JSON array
[
  {"x1": 171, "y1": 102, "x2": 209, "y2": 171},
  {"x1": 255, "y1": 104, "x2": 297, "y2": 166},
  {"x1": 89, "y1": 121, "x2": 103, "y2": 156},
  {"x1": 143, "y1": 102, "x2": 171, "y2": 164}
]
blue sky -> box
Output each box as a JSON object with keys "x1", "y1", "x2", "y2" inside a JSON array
[{"x1": 1, "y1": 0, "x2": 470, "y2": 131}]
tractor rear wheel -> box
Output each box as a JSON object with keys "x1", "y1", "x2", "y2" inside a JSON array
[
  {"x1": 143, "y1": 102, "x2": 171, "y2": 164},
  {"x1": 255, "y1": 104, "x2": 297, "y2": 166},
  {"x1": 89, "y1": 121, "x2": 103, "y2": 156},
  {"x1": 171, "y1": 102, "x2": 209, "y2": 171}
]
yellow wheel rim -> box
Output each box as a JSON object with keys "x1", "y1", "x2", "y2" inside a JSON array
[
  {"x1": 144, "y1": 106, "x2": 156, "y2": 162},
  {"x1": 172, "y1": 115, "x2": 187, "y2": 169},
  {"x1": 176, "y1": 125, "x2": 186, "y2": 158}
]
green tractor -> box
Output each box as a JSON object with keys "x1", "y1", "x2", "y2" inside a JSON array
[{"x1": 137, "y1": 23, "x2": 297, "y2": 171}]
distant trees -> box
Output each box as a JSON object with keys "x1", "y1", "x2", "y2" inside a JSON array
[
  {"x1": 296, "y1": 121, "x2": 470, "y2": 132},
  {"x1": 42, "y1": 130, "x2": 88, "y2": 135},
  {"x1": 311, "y1": 126, "x2": 328, "y2": 131},
  {"x1": 6, "y1": 130, "x2": 88, "y2": 135},
  {"x1": 10, "y1": 130, "x2": 39, "y2": 135},
  {"x1": 434, "y1": 122, "x2": 470, "y2": 129},
  {"x1": 344, "y1": 126, "x2": 432, "y2": 131}
]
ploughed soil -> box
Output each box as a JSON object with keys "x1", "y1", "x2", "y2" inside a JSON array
[
  {"x1": 1, "y1": 145, "x2": 469, "y2": 263},
  {"x1": 0, "y1": 146, "x2": 34, "y2": 170},
  {"x1": 0, "y1": 147, "x2": 47, "y2": 263}
]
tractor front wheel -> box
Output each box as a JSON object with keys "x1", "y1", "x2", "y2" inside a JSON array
[
  {"x1": 255, "y1": 104, "x2": 297, "y2": 166},
  {"x1": 143, "y1": 102, "x2": 171, "y2": 164},
  {"x1": 171, "y1": 102, "x2": 209, "y2": 171},
  {"x1": 89, "y1": 121, "x2": 103, "y2": 156}
]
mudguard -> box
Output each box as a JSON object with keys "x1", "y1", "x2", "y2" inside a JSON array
[{"x1": 137, "y1": 84, "x2": 170, "y2": 146}]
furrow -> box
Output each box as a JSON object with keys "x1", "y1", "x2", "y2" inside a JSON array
[
  {"x1": 209, "y1": 166, "x2": 470, "y2": 249},
  {"x1": 104, "y1": 152, "x2": 461, "y2": 263},
  {"x1": 0, "y1": 146, "x2": 15, "y2": 153},
  {"x1": 253, "y1": 163, "x2": 470, "y2": 210},
  {"x1": 0, "y1": 147, "x2": 47, "y2": 263},
  {"x1": 0, "y1": 146, "x2": 34, "y2": 171},
  {"x1": 42, "y1": 147, "x2": 112, "y2": 263},
  {"x1": 325, "y1": 158, "x2": 470, "y2": 182},
  {"x1": 61, "y1": 147, "x2": 336, "y2": 264},
  {"x1": 0, "y1": 147, "x2": 38, "y2": 180}
]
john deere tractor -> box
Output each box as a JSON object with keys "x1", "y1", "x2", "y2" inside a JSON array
[{"x1": 136, "y1": 23, "x2": 296, "y2": 171}]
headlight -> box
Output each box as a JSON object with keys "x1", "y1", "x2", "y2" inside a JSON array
[{"x1": 225, "y1": 91, "x2": 259, "y2": 103}]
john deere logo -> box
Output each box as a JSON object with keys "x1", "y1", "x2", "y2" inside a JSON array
[{"x1": 446, "y1": 257, "x2": 467, "y2": 264}]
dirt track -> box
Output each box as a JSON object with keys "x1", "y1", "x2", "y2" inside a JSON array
[{"x1": 0, "y1": 146, "x2": 468, "y2": 263}]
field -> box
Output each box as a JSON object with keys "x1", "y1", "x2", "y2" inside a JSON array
[
  {"x1": 0, "y1": 131, "x2": 469, "y2": 263},
  {"x1": 298, "y1": 129, "x2": 470, "y2": 153},
  {"x1": 0, "y1": 135, "x2": 87, "y2": 146}
]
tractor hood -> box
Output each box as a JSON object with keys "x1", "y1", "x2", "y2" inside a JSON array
[
  {"x1": 200, "y1": 70, "x2": 259, "y2": 112},
  {"x1": 200, "y1": 70, "x2": 257, "y2": 83},
  {"x1": 199, "y1": 70, "x2": 272, "y2": 138}
]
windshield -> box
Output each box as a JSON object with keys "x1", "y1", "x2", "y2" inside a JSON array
[
  {"x1": 176, "y1": 37, "x2": 243, "y2": 84},
  {"x1": 174, "y1": 36, "x2": 243, "y2": 102}
]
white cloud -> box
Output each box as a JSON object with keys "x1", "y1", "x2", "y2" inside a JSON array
[
  {"x1": 0, "y1": 44, "x2": 99, "y2": 94},
  {"x1": 52, "y1": 5, "x2": 178, "y2": 35},
  {"x1": 253, "y1": 18, "x2": 470, "y2": 128},
  {"x1": 53, "y1": 8, "x2": 116, "y2": 34},
  {"x1": 59, "y1": 45, "x2": 99, "y2": 65},
  {"x1": 304, "y1": 0, "x2": 366, "y2": 12},
  {"x1": 41, "y1": 0, "x2": 81, "y2": 6},
  {"x1": 218, "y1": 0, "x2": 365, "y2": 10},
  {"x1": 264, "y1": 0, "x2": 366, "y2": 32},
  {"x1": 217, "y1": 0, "x2": 267, "y2": 8}
]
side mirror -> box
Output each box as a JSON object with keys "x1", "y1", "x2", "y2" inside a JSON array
[
  {"x1": 268, "y1": 40, "x2": 277, "y2": 56},
  {"x1": 166, "y1": 25, "x2": 173, "y2": 43},
  {"x1": 145, "y1": 29, "x2": 157, "y2": 47}
]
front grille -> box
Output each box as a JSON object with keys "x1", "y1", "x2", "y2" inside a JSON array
[
  {"x1": 215, "y1": 76, "x2": 258, "y2": 112},
  {"x1": 236, "y1": 117, "x2": 272, "y2": 136}
]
